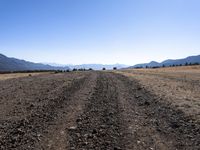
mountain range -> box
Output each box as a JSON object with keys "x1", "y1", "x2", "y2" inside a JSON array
[
  {"x1": 43, "y1": 63, "x2": 127, "y2": 70},
  {"x1": 67, "y1": 64, "x2": 127, "y2": 70},
  {"x1": 1, "y1": 53, "x2": 200, "y2": 71},
  {"x1": 0, "y1": 54, "x2": 70, "y2": 71},
  {"x1": 0, "y1": 53, "x2": 126, "y2": 71},
  {"x1": 129, "y1": 55, "x2": 200, "y2": 68}
]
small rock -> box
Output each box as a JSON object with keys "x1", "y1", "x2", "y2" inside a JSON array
[
  {"x1": 82, "y1": 141, "x2": 88, "y2": 146},
  {"x1": 92, "y1": 129, "x2": 97, "y2": 134},
  {"x1": 114, "y1": 146, "x2": 122, "y2": 150},
  {"x1": 135, "y1": 95, "x2": 141, "y2": 98},
  {"x1": 87, "y1": 133, "x2": 93, "y2": 138},
  {"x1": 60, "y1": 131, "x2": 65, "y2": 135},
  {"x1": 76, "y1": 118, "x2": 81, "y2": 123},
  {"x1": 144, "y1": 101, "x2": 150, "y2": 106},
  {"x1": 100, "y1": 125, "x2": 106, "y2": 129},
  {"x1": 69, "y1": 126, "x2": 77, "y2": 130},
  {"x1": 170, "y1": 121, "x2": 180, "y2": 129}
]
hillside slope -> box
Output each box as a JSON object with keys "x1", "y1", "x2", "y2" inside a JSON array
[
  {"x1": 0, "y1": 54, "x2": 69, "y2": 71},
  {"x1": 130, "y1": 55, "x2": 200, "y2": 68}
]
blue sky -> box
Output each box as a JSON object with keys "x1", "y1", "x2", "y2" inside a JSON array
[{"x1": 0, "y1": 0, "x2": 200, "y2": 65}]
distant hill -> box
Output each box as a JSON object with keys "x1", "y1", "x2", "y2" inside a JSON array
[
  {"x1": 129, "y1": 55, "x2": 200, "y2": 68},
  {"x1": 0, "y1": 54, "x2": 70, "y2": 71}
]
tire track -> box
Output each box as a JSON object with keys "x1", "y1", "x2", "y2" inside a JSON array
[
  {"x1": 68, "y1": 72, "x2": 200, "y2": 150},
  {"x1": 36, "y1": 72, "x2": 98, "y2": 150},
  {"x1": 0, "y1": 72, "x2": 96, "y2": 150},
  {"x1": 68, "y1": 73, "x2": 124, "y2": 150},
  {"x1": 115, "y1": 73, "x2": 200, "y2": 150}
]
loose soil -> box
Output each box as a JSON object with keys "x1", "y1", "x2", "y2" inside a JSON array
[
  {"x1": 117, "y1": 67, "x2": 200, "y2": 121},
  {"x1": 0, "y1": 71, "x2": 199, "y2": 150}
]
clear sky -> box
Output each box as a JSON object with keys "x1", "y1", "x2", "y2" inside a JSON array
[{"x1": 0, "y1": 0, "x2": 200, "y2": 65}]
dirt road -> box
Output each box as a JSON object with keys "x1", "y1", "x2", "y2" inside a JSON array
[{"x1": 0, "y1": 72, "x2": 199, "y2": 149}]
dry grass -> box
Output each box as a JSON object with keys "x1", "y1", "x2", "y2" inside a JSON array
[
  {"x1": 0, "y1": 72, "x2": 51, "y2": 81},
  {"x1": 117, "y1": 65, "x2": 200, "y2": 121}
]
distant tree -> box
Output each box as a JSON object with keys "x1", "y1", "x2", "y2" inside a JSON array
[
  {"x1": 113, "y1": 67, "x2": 117, "y2": 70},
  {"x1": 172, "y1": 64, "x2": 175, "y2": 67},
  {"x1": 73, "y1": 68, "x2": 77, "y2": 71},
  {"x1": 152, "y1": 66, "x2": 160, "y2": 69},
  {"x1": 193, "y1": 62, "x2": 199, "y2": 65},
  {"x1": 162, "y1": 64, "x2": 165, "y2": 68},
  {"x1": 102, "y1": 68, "x2": 106, "y2": 70},
  {"x1": 54, "y1": 70, "x2": 62, "y2": 74},
  {"x1": 185, "y1": 62, "x2": 188, "y2": 66},
  {"x1": 145, "y1": 65, "x2": 149, "y2": 68},
  {"x1": 89, "y1": 68, "x2": 93, "y2": 71},
  {"x1": 78, "y1": 68, "x2": 86, "y2": 71},
  {"x1": 135, "y1": 67, "x2": 143, "y2": 69}
]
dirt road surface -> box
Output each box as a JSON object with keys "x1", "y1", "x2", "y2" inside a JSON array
[{"x1": 0, "y1": 71, "x2": 199, "y2": 150}]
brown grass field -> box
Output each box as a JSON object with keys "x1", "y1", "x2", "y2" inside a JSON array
[
  {"x1": 117, "y1": 65, "x2": 200, "y2": 121},
  {"x1": 0, "y1": 72, "x2": 51, "y2": 81}
]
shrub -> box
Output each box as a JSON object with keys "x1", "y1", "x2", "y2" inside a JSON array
[{"x1": 73, "y1": 68, "x2": 77, "y2": 71}]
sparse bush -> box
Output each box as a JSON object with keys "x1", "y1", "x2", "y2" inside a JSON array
[
  {"x1": 193, "y1": 62, "x2": 199, "y2": 65},
  {"x1": 102, "y1": 68, "x2": 106, "y2": 70},
  {"x1": 134, "y1": 67, "x2": 143, "y2": 69},
  {"x1": 54, "y1": 70, "x2": 62, "y2": 74},
  {"x1": 113, "y1": 67, "x2": 117, "y2": 70},
  {"x1": 78, "y1": 68, "x2": 86, "y2": 71},
  {"x1": 73, "y1": 68, "x2": 77, "y2": 71},
  {"x1": 152, "y1": 66, "x2": 160, "y2": 69}
]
